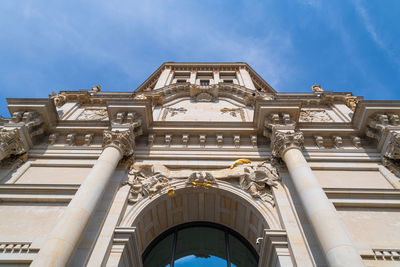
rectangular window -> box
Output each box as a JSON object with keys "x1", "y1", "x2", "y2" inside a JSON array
[
  {"x1": 176, "y1": 79, "x2": 187, "y2": 83},
  {"x1": 200, "y1": 80, "x2": 210, "y2": 86},
  {"x1": 223, "y1": 80, "x2": 233, "y2": 84}
]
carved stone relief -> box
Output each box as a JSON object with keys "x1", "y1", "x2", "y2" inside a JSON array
[
  {"x1": 125, "y1": 161, "x2": 280, "y2": 206},
  {"x1": 220, "y1": 108, "x2": 245, "y2": 121},
  {"x1": 161, "y1": 107, "x2": 187, "y2": 120},
  {"x1": 299, "y1": 110, "x2": 333, "y2": 122},
  {"x1": 77, "y1": 108, "x2": 108, "y2": 121},
  {"x1": 124, "y1": 165, "x2": 175, "y2": 203},
  {"x1": 0, "y1": 128, "x2": 26, "y2": 162}
]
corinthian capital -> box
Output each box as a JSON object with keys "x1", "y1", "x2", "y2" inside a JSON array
[
  {"x1": 0, "y1": 128, "x2": 26, "y2": 162},
  {"x1": 271, "y1": 130, "x2": 304, "y2": 158},
  {"x1": 103, "y1": 129, "x2": 135, "y2": 157}
]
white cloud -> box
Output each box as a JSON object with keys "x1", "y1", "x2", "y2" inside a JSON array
[{"x1": 353, "y1": 0, "x2": 400, "y2": 68}]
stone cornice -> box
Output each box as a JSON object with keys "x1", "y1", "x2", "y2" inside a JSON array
[{"x1": 135, "y1": 62, "x2": 276, "y2": 93}]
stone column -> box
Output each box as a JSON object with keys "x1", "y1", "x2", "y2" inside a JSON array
[
  {"x1": 272, "y1": 130, "x2": 365, "y2": 267},
  {"x1": 31, "y1": 129, "x2": 135, "y2": 267}
]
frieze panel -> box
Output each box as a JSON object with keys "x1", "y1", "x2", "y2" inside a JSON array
[
  {"x1": 77, "y1": 108, "x2": 108, "y2": 121},
  {"x1": 125, "y1": 160, "x2": 280, "y2": 206},
  {"x1": 299, "y1": 109, "x2": 333, "y2": 122}
]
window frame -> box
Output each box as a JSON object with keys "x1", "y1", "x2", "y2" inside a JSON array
[{"x1": 142, "y1": 221, "x2": 259, "y2": 267}]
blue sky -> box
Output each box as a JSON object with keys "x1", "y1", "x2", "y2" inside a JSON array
[{"x1": 1, "y1": 0, "x2": 399, "y2": 117}]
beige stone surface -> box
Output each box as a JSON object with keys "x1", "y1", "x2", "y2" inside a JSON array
[
  {"x1": 314, "y1": 170, "x2": 393, "y2": 189},
  {"x1": 0, "y1": 203, "x2": 66, "y2": 242},
  {"x1": 16, "y1": 166, "x2": 91, "y2": 184},
  {"x1": 338, "y1": 207, "x2": 400, "y2": 248}
]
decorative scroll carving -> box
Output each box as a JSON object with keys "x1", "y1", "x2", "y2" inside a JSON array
[
  {"x1": 299, "y1": 110, "x2": 333, "y2": 122},
  {"x1": 229, "y1": 161, "x2": 279, "y2": 205},
  {"x1": 0, "y1": 128, "x2": 26, "y2": 162},
  {"x1": 382, "y1": 157, "x2": 400, "y2": 178},
  {"x1": 366, "y1": 113, "x2": 399, "y2": 141},
  {"x1": 186, "y1": 172, "x2": 216, "y2": 189},
  {"x1": 84, "y1": 134, "x2": 94, "y2": 146},
  {"x1": 77, "y1": 108, "x2": 108, "y2": 121},
  {"x1": 161, "y1": 107, "x2": 187, "y2": 120},
  {"x1": 263, "y1": 113, "x2": 295, "y2": 138},
  {"x1": 271, "y1": 130, "x2": 304, "y2": 157},
  {"x1": 314, "y1": 135, "x2": 324, "y2": 148},
  {"x1": 345, "y1": 94, "x2": 358, "y2": 111},
  {"x1": 50, "y1": 92, "x2": 67, "y2": 107},
  {"x1": 352, "y1": 136, "x2": 361, "y2": 148},
  {"x1": 124, "y1": 165, "x2": 175, "y2": 203},
  {"x1": 103, "y1": 130, "x2": 135, "y2": 156},
  {"x1": 312, "y1": 84, "x2": 323, "y2": 93},
  {"x1": 220, "y1": 108, "x2": 245, "y2": 121},
  {"x1": 190, "y1": 84, "x2": 218, "y2": 102},
  {"x1": 385, "y1": 132, "x2": 400, "y2": 160}
]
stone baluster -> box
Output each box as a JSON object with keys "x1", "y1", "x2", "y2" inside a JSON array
[
  {"x1": 31, "y1": 128, "x2": 136, "y2": 267},
  {"x1": 271, "y1": 130, "x2": 365, "y2": 267}
]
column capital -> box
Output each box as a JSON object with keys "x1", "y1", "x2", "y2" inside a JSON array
[
  {"x1": 271, "y1": 130, "x2": 304, "y2": 158},
  {"x1": 103, "y1": 129, "x2": 135, "y2": 157},
  {"x1": 0, "y1": 128, "x2": 26, "y2": 162}
]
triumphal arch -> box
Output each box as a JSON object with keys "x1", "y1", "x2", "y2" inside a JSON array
[{"x1": 0, "y1": 62, "x2": 399, "y2": 267}]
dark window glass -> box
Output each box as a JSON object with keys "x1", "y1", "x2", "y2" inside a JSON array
[
  {"x1": 224, "y1": 80, "x2": 233, "y2": 84},
  {"x1": 174, "y1": 227, "x2": 226, "y2": 266},
  {"x1": 200, "y1": 80, "x2": 210, "y2": 86},
  {"x1": 143, "y1": 232, "x2": 173, "y2": 267},
  {"x1": 143, "y1": 223, "x2": 258, "y2": 267},
  {"x1": 176, "y1": 79, "x2": 186, "y2": 83},
  {"x1": 229, "y1": 234, "x2": 258, "y2": 267}
]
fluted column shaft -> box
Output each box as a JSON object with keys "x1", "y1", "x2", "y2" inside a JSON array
[
  {"x1": 31, "y1": 130, "x2": 134, "y2": 267},
  {"x1": 273, "y1": 130, "x2": 365, "y2": 267}
]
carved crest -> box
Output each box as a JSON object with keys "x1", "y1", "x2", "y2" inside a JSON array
[{"x1": 124, "y1": 165, "x2": 175, "y2": 203}]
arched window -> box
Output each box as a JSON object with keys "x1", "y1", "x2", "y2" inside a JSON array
[{"x1": 142, "y1": 222, "x2": 258, "y2": 267}]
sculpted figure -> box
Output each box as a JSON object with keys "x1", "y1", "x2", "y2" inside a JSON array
[
  {"x1": 124, "y1": 165, "x2": 173, "y2": 203},
  {"x1": 228, "y1": 161, "x2": 279, "y2": 205}
]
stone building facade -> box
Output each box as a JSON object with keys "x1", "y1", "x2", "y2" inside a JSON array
[{"x1": 0, "y1": 62, "x2": 399, "y2": 267}]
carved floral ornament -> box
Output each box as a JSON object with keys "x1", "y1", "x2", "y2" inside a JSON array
[
  {"x1": 124, "y1": 160, "x2": 280, "y2": 206},
  {"x1": 102, "y1": 129, "x2": 135, "y2": 157},
  {"x1": 271, "y1": 130, "x2": 304, "y2": 158}
]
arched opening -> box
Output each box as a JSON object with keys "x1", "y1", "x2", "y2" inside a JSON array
[
  {"x1": 142, "y1": 222, "x2": 258, "y2": 267},
  {"x1": 121, "y1": 181, "x2": 280, "y2": 256}
]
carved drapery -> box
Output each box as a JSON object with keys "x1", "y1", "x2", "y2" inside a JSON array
[
  {"x1": 0, "y1": 128, "x2": 26, "y2": 162},
  {"x1": 271, "y1": 130, "x2": 304, "y2": 158}
]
